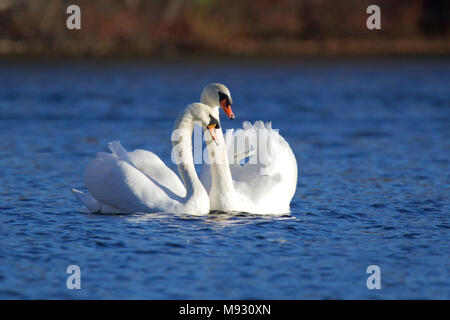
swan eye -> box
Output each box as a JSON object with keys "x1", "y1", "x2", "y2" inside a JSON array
[
  {"x1": 218, "y1": 92, "x2": 230, "y2": 105},
  {"x1": 218, "y1": 92, "x2": 235, "y2": 119}
]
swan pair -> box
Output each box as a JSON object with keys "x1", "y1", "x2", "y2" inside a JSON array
[{"x1": 72, "y1": 83, "x2": 297, "y2": 215}]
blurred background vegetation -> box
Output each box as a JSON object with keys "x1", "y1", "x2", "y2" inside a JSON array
[{"x1": 0, "y1": 0, "x2": 449, "y2": 57}]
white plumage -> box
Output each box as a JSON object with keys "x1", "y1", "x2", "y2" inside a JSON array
[
  {"x1": 200, "y1": 120, "x2": 297, "y2": 214},
  {"x1": 72, "y1": 83, "x2": 298, "y2": 215}
]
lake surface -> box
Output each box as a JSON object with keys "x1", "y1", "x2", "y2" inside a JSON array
[{"x1": 0, "y1": 57, "x2": 448, "y2": 299}]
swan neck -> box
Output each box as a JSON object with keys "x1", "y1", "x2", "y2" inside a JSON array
[
  {"x1": 207, "y1": 129, "x2": 235, "y2": 194},
  {"x1": 172, "y1": 110, "x2": 205, "y2": 198}
]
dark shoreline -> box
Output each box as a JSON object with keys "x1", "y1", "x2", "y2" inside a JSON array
[
  {"x1": 1, "y1": 38, "x2": 449, "y2": 61},
  {"x1": 1, "y1": 0, "x2": 449, "y2": 59}
]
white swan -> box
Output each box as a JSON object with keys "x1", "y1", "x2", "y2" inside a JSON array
[
  {"x1": 72, "y1": 83, "x2": 297, "y2": 215},
  {"x1": 72, "y1": 102, "x2": 221, "y2": 215},
  {"x1": 199, "y1": 85, "x2": 298, "y2": 215}
]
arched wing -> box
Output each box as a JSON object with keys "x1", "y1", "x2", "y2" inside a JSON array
[
  {"x1": 225, "y1": 121, "x2": 298, "y2": 208},
  {"x1": 127, "y1": 149, "x2": 186, "y2": 198},
  {"x1": 83, "y1": 143, "x2": 183, "y2": 213}
]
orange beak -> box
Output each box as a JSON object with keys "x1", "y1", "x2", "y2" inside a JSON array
[
  {"x1": 220, "y1": 98, "x2": 235, "y2": 119},
  {"x1": 208, "y1": 123, "x2": 219, "y2": 145}
]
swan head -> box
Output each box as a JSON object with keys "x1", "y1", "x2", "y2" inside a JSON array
[
  {"x1": 200, "y1": 83, "x2": 235, "y2": 120},
  {"x1": 188, "y1": 103, "x2": 221, "y2": 146}
]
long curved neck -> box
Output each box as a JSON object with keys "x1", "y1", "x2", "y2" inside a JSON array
[
  {"x1": 206, "y1": 127, "x2": 236, "y2": 202},
  {"x1": 172, "y1": 109, "x2": 206, "y2": 199}
]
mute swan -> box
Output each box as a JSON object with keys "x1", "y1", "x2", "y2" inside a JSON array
[
  {"x1": 72, "y1": 102, "x2": 222, "y2": 215},
  {"x1": 72, "y1": 82, "x2": 297, "y2": 215},
  {"x1": 199, "y1": 85, "x2": 298, "y2": 215}
]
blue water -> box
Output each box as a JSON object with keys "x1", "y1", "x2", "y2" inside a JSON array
[{"x1": 0, "y1": 58, "x2": 449, "y2": 299}]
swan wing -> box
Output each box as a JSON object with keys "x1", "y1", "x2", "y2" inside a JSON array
[
  {"x1": 127, "y1": 149, "x2": 186, "y2": 198},
  {"x1": 83, "y1": 145, "x2": 180, "y2": 214},
  {"x1": 225, "y1": 121, "x2": 298, "y2": 213},
  {"x1": 109, "y1": 141, "x2": 186, "y2": 198}
]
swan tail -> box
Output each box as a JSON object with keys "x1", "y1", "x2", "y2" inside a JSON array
[{"x1": 71, "y1": 188, "x2": 103, "y2": 212}]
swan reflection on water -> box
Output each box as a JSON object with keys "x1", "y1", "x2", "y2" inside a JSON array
[{"x1": 124, "y1": 210, "x2": 297, "y2": 227}]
